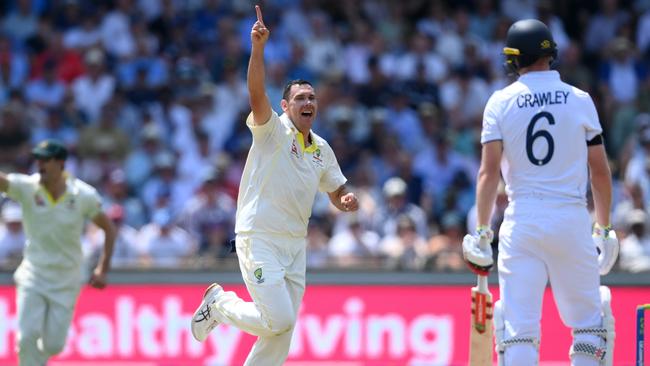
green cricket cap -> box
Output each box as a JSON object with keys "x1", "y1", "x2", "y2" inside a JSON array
[{"x1": 32, "y1": 139, "x2": 68, "y2": 160}]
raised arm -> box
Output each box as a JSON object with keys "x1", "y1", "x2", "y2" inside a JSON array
[{"x1": 248, "y1": 5, "x2": 272, "y2": 125}]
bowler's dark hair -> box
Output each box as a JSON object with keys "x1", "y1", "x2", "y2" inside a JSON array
[{"x1": 282, "y1": 79, "x2": 313, "y2": 101}]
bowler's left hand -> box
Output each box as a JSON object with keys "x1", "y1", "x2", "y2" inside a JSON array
[{"x1": 341, "y1": 193, "x2": 359, "y2": 212}]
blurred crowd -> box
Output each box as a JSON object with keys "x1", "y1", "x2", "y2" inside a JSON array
[{"x1": 0, "y1": 0, "x2": 650, "y2": 273}]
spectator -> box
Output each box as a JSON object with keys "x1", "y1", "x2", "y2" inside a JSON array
[
  {"x1": 556, "y1": 41, "x2": 593, "y2": 94},
  {"x1": 439, "y1": 65, "x2": 490, "y2": 130},
  {"x1": 0, "y1": 34, "x2": 29, "y2": 103},
  {"x1": 31, "y1": 108, "x2": 78, "y2": 148},
  {"x1": 379, "y1": 214, "x2": 429, "y2": 271},
  {"x1": 637, "y1": 6, "x2": 650, "y2": 56},
  {"x1": 2, "y1": 0, "x2": 38, "y2": 45},
  {"x1": 428, "y1": 212, "x2": 467, "y2": 272},
  {"x1": 599, "y1": 37, "x2": 647, "y2": 107},
  {"x1": 141, "y1": 151, "x2": 193, "y2": 214},
  {"x1": 102, "y1": 169, "x2": 148, "y2": 229},
  {"x1": 84, "y1": 203, "x2": 139, "y2": 268},
  {"x1": 373, "y1": 177, "x2": 428, "y2": 238},
  {"x1": 0, "y1": 102, "x2": 31, "y2": 168},
  {"x1": 24, "y1": 59, "x2": 66, "y2": 108},
  {"x1": 72, "y1": 48, "x2": 115, "y2": 121},
  {"x1": 584, "y1": 0, "x2": 630, "y2": 56},
  {"x1": 137, "y1": 209, "x2": 197, "y2": 268},
  {"x1": 100, "y1": 0, "x2": 136, "y2": 58},
  {"x1": 306, "y1": 219, "x2": 331, "y2": 269},
  {"x1": 619, "y1": 209, "x2": 650, "y2": 272},
  {"x1": 328, "y1": 214, "x2": 381, "y2": 268},
  {"x1": 413, "y1": 133, "x2": 477, "y2": 207},
  {"x1": 124, "y1": 123, "x2": 164, "y2": 190},
  {"x1": 178, "y1": 166, "x2": 236, "y2": 257},
  {"x1": 624, "y1": 128, "x2": 650, "y2": 208},
  {"x1": 62, "y1": 12, "x2": 101, "y2": 50}
]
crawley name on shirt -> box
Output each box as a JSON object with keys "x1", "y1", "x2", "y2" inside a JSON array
[{"x1": 517, "y1": 90, "x2": 570, "y2": 108}]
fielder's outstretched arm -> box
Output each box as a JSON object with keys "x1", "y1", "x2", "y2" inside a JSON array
[{"x1": 248, "y1": 5, "x2": 272, "y2": 126}]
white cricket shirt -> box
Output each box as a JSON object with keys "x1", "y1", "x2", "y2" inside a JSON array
[
  {"x1": 235, "y1": 111, "x2": 347, "y2": 237},
  {"x1": 481, "y1": 70, "x2": 602, "y2": 205},
  {"x1": 6, "y1": 173, "x2": 101, "y2": 303}
]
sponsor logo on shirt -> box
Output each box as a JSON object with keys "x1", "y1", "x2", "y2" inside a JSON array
[{"x1": 290, "y1": 139, "x2": 300, "y2": 158}]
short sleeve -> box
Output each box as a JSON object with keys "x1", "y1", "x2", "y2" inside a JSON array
[
  {"x1": 582, "y1": 93, "x2": 602, "y2": 140},
  {"x1": 245, "y1": 110, "x2": 282, "y2": 146},
  {"x1": 5, "y1": 173, "x2": 33, "y2": 204},
  {"x1": 81, "y1": 185, "x2": 102, "y2": 219},
  {"x1": 318, "y1": 144, "x2": 347, "y2": 193},
  {"x1": 480, "y1": 92, "x2": 503, "y2": 144}
]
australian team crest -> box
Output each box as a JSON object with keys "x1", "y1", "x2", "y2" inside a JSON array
[
  {"x1": 254, "y1": 268, "x2": 264, "y2": 284},
  {"x1": 33, "y1": 194, "x2": 45, "y2": 207},
  {"x1": 67, "y1": 197, "x2": 76, "y2": 210},
  {"x1": 312, "y1": 148, "x2": 323, "y2": 167}
]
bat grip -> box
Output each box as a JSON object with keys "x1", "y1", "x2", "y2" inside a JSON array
[{"x1": 477, "y1": 274, "x2": 489, "y2": 293}]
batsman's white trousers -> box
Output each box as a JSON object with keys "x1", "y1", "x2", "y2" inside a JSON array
[
  {"x1": 215, "y1": 233, "x2": 306, "y2": 366},
  {"x1": 16, "y1": 286, "x2": 77, "y2": 366},
  {"x1": 497, "y1": 201, "x2": 602, "y2": 365}
]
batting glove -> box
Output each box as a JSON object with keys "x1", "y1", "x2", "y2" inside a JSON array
[
  {"x1": 462, "y1": 226, "x2": 494, "y2": 276},
  {"x1": 592, "y1": 223, "x2": 619, "y2": 276}
]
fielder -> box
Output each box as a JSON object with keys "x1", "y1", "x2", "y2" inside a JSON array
[
  {"x1": 462, "y1": 19, "x2": 618, "y2": 366},
  {"x1": 0, "y1": 139, "x2": 116, "y2": 365},
  {"x1": 190, "y1": 5, "x2": 358, "y2": 366}
]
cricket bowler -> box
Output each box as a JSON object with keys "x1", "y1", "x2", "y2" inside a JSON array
[{"x1": 190, "y1": 5, "x2": 359, "y2": 366}]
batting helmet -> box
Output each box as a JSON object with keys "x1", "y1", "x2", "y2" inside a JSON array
[{"x1": 503, "y1": 19, "x2": 557, "y2": 75}]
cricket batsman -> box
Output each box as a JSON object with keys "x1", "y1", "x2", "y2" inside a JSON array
[{"x1": 462, "y1": 19, "x2": 618, "y2": 365}]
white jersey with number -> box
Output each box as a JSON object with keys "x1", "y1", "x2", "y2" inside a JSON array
[
  {"x1": 235, "y1": 111, "x2": 347, "y2": 237},
  {"x1": 6, "y1": 173, "x2": 101, "y2": 305},
  {"x1": 481, "y1": 70, "x2": 602, "y2": 205}
]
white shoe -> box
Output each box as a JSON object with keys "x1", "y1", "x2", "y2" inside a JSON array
[{"x1": 191, "y1": 283, "x2": 223, "y2": 342}]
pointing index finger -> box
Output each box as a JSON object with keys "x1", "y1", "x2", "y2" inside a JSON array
[{"x1": 255, "y1": 5, "x2": 265, "y2": 26}]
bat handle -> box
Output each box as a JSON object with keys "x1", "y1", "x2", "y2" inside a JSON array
[{"x1": 477, "y1": 274, "x2": 489, "y2": 293}]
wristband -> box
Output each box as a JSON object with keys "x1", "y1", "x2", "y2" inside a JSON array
[{"x1": 593, "y1": 223, "x2": 612, "y2": 237}]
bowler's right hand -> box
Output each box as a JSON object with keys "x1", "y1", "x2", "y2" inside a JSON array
[{"x1": 251, "y1": 5, "x2": 270, "y2": 46}]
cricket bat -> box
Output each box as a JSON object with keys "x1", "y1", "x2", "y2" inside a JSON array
[{"x1": 468, "y1": 273, "x2": 493, "y2": 366}]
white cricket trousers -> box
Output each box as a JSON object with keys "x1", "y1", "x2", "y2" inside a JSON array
[
  {"x1": 215, "y1": 233, "x2": 306, "y2": 366},
  {"x1": 497, "y1": 201, "x2": 602, "y2": 366},
  {"x1": 16, "y1": 286, "x2": 76, "y2": 366}
]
